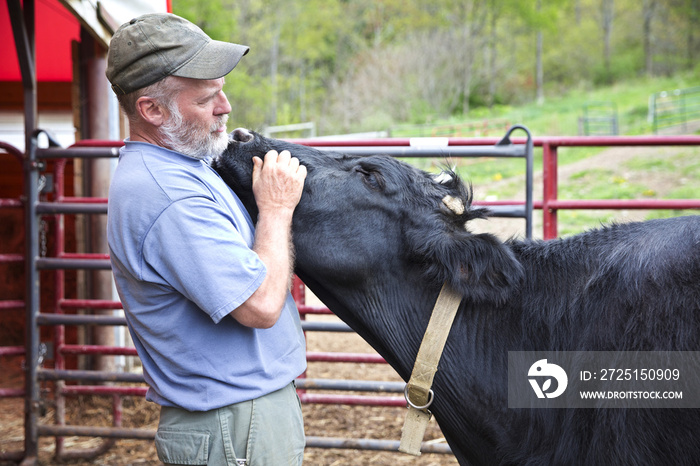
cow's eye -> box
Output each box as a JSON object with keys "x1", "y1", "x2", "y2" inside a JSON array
[{"x1": 356, "y1": 166, "x2": 384, "y2": 191}]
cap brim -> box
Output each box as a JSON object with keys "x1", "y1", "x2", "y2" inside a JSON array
[{"x1": 173, "y1": 40, "x2": 249, "y2": 80}]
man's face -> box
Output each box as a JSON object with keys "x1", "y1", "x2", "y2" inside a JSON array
[{"x1": 160, "y1": 77, "x2": 231, "y2": 160}]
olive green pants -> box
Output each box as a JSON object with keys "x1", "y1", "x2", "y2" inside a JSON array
[{"x1": 155, "y1": 383, "x2": 304, "y2": 465}]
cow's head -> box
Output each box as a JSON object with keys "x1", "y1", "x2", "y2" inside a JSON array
[{"x1": 212, "y1": 129, "x2": 522, "y2": 305}]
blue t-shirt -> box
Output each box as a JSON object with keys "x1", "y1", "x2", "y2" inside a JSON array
[{"x1": 107, "y1": 140, "x2": 306, "y2": 411}]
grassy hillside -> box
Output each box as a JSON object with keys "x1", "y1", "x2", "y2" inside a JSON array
[
  {"x1": 469, "y1": 73, "x2": 699, "y2": 137},
  {"x1": 394, "y1": 73, "x2": 700, "y2": 238},
  {"x1": 393, "y1": 73, "x2": 699, "y2": 138}
]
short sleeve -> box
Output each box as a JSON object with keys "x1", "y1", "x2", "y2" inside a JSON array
[{"x1": 142, "y1": 195, "x2": 266, "y2": 323}]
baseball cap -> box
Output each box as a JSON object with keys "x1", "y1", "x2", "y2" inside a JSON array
[{"x1": 106, "y1": 13, "x2": 249, "y2": 96}]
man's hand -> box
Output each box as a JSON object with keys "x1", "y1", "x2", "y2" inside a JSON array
[{"x1": 251, "y1": 150, "x2": 307, "y2": 218}]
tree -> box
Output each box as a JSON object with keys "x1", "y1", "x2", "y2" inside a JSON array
[
  {"x1": 536, "y1": 0, "x2": 544, "y2": 105},
  {"x1": 600, "y1": 0, "x2": 615, "y2": 82},
  {"x1": 682, "y1": 0, "x2": 699, "y2": 69},
  {"x1": 486, "y1": 0, "x2": 499, "y2": 108},
  {"x1": 642, "y1": 0, "x2": 657, "y2": 76}
]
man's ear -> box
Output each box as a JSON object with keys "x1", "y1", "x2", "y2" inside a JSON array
[{"x1": 135, "y1": 96, "x2": 167, "y2": 127}]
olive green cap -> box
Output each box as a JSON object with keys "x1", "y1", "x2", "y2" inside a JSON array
[{"x1": 106, "y1": 13, "x2": 249, "y2": 96}]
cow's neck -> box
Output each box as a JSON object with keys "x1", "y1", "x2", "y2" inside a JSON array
[
  {"x1": 297, "y1": 269, "x2": 439, "y2": 380},
  {"x1": 297, "y1": 269, "x2": 529, "y2": 465}
]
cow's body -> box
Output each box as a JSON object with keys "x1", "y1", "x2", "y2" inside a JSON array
[{"x1": 212, "y1": 129, "x2": 700, "y2": 465}]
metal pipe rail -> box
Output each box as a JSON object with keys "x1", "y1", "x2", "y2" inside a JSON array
[
  {"x1": 38, "y1": 368, "x2": 404, "y2": 394},
  {"x1": 36, "y1": 202, "x2": 107, "y2": 215},
  {"x1": 53, "y1": 344, "x2": 384, "y2": 365},
  {"x1": 36, "y1": 311, "x2": 353, "y2": 332},
  {"x1": 540, "y1": 135, "x2": 700, "y2": 239},
  {"x1": 33, "y1": 427, "x2": 451, "y2": 455},
  {"x1": 43, "y1": 345, "x2": 386, "y2": 365},
  {"x1": 312, "y1": 144, "x2": 529, "y2": 158},
  {"x1": 38, "y1": 368, "x2": 408, "y2": 410}
]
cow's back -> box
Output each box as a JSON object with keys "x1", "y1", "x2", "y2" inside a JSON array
[{"x1": 511, "y1": 215, "x2": 700, "y2": 351}]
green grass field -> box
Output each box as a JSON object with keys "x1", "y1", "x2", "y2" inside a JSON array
[{"x1": 395, "y1": 72, "x2": 700, "y2": 237}]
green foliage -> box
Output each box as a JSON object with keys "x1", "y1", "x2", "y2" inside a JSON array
[
  {"x1": 174, "y1": 1, "x2": 239, "y2": 40},
  {"x1": 171, "y1": 0, "x2": 699, "y2": 133},
  {"x1": 592, "y1": 49, "x2": 645, "y2": 86}
]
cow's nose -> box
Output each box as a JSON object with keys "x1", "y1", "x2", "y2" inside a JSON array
[{"x1": 232, "y1": 128, "x2": 253, "y2": 143}]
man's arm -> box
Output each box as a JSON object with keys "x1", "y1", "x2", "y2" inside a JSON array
[{"x1": 230, "y1": 149, "x2": 306, "y2": 328}]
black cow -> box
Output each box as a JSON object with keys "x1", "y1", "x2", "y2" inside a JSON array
[{"x1": 212, "y1": 129, "x2": 700, "y2": 466}]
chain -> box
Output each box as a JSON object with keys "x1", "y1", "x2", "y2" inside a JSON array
[
  {"x1": 37, "y1": 170, "x2": 48, "y2": 258},
  {"x1": 37, "y1": 174, "x2": 46, "y2": 194},
  {"x1": 37, "y1": 342, "x2": 47, "y2": 366},
  {"x1": 39, "y1": 219, "x2": 48, "y2": 257}
]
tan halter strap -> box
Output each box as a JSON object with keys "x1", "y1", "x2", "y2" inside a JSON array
[{"x1": 399, "y1": 282, "x2": 463, "y2": 456}]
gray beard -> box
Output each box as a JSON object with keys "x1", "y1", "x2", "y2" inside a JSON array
[{"x1": 160, "y1": 106, "x2": 229, "y2": 160}]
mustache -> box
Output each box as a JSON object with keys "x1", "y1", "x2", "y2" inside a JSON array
[{"x1": 211, "y1": 114, "x2": 228, "y2": 132}]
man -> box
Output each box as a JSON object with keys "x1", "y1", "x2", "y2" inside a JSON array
[{"x1": 105, "y1": 13, "x2": 307, "y2": 465}]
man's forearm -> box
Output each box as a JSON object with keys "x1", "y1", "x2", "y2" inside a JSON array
[
  {"x1": 230, "y1": 148, "x2": 305, "y2": 328},
  {"x1": 230, "y1": 210, "x2": 295, "y2": 328}
]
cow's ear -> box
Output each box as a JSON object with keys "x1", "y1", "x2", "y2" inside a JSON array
[{"x1": 405, "y1": 216, "x2": 523, "y2": 305}]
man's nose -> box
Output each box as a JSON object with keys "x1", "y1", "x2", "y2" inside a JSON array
[{"x1": 215, "y1": 91, "x2": 232, "y2": 115}]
